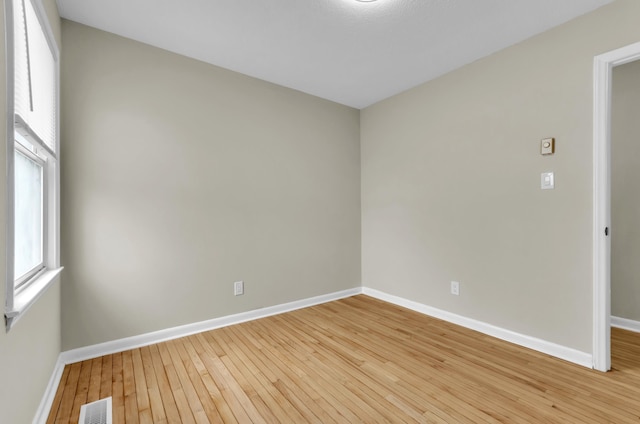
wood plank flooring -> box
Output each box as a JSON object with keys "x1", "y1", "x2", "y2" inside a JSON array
[{"x1": 47, "y1": 295, "x2": 640, "y2": 423}]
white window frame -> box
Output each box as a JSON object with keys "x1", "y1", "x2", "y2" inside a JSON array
[{"x1": 4, "y1": 0, "x2": 62, "y2": 331}]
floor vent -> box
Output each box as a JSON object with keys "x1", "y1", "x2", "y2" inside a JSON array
[{"x1": 78, "y1": 397, "x2": 112, "y2": 424}]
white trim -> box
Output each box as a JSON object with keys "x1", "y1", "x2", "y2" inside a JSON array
[
  {"x1": 5, "y1": 0, "x2": 17, "y2": 323},
  {"x1": 611, "y1": 316, "x2": 640, "y2": 334},
  {"x1": 362, "y1": 288, "x2": 593, "y2": 368},
  {"x1": 593, "y1": 41, "x2": 640, "y2": 372},
  {"x1": 593, "y1": 50, "x2": 612, "y2": 372},
  {"x1": 59, "y1": 288, "x2": 362, "y2": 365},
  {"x1": 31, "y1": 356, "x2": 65, "y2": 424},
  {"x1": 6, "y1": 267, "x2": 62, "y2": 329}
]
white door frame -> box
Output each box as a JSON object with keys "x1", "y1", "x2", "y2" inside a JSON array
[{"x1": 593, "y1": 41, "x2": 640, "y2": 372}]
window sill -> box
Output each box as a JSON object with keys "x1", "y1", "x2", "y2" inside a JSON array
[{"x1": 5, "y1": 267, "x2": 63, "y2": 332}]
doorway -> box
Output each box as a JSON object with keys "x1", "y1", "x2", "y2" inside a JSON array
[
  {"x1": 610, "y1": 61, "x2": 640, "y2": 337},
  {"x1": 593, "y1": 41, "x2": 640, "y2": 372}
]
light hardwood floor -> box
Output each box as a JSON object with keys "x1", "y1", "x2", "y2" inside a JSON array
[{"x1": 47, "y1": 295, "x2": 640, "y2": 423}]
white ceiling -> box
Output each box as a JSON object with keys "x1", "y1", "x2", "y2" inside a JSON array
[{"x1": 56, "y1": 0, "x2": 612, "y2": 109}]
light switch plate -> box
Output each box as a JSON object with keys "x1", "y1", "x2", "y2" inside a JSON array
[
  {"x1": 541, "y1": 138, "x2": 555, "y2": 155},
  {"x1": 541, "y1": 172, "x2": 554, "y2": 190}
]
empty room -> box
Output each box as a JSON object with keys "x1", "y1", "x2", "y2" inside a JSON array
[{"x1": 2, "y1": 0, "x2": 640, "y2": 422}]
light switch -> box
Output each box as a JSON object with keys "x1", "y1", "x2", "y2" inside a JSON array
[
  {"x1": 541, "y1": 172, "x2": 554, "y2": 190},
  {"x1": 541, "y1": 138, "x2": 555, "y2": 155}
]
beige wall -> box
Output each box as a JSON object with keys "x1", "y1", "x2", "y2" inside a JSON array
[
  {"x1": 0, "y1": 1, "x2": 62, "y2": 422},
  {"x1": 611, "y1": 59, "x2": 640, "y2": 322},
  {"x1": 361, "y1": 0, "x2": 640, "y2": 353},
  {"x1": 60, "y1": 21, "x2": 361, "y2": 350}
]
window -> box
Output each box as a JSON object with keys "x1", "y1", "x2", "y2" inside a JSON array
[
  {"x1": 4, "y1": 0, "x2": 61, "y2": 331},
  {"x1": 14, "y1": 135, "x2": 45, "y2": 286}
]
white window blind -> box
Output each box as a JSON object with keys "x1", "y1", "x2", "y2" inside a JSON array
[{"x1": 13, "y1": 0, "x2": 57, "y2": 153}]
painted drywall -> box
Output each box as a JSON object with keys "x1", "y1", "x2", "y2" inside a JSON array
[
  {"x1": 60, "y1": 21, "x2": 361, "y2": 350},
  {"x1": 0, "y1": 1, "x2": 62, "y2": 422},
  {"x1": 611, "y1": 59, "x2": 640, "y2": 322},
  {"x1": 361, "y1": 0, "x2": 640, "y2": 353}
]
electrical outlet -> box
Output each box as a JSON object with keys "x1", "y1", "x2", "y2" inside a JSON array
[
  {"x1": 451, "y1": 281, "x2": 460, "y2": 296},
  {"x1": 234, "y1": 281, "x2": 244, "y2": 296}
]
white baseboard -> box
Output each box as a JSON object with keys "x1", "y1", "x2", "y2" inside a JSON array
[
  {"x1": 60, "y1": 287, "x2": 362, "y2": 365},
  {"x1": 611, "y1": 316, "x2": 640, "y2": 333},
  {"x1": 34, "y1": 287, "x2": 362, "y2": 424},
  {"x1": 32, "y1": 356, "x2": 66, "y2": 424},
  {"x1": 362, "y1": 287, "x2": 593, "y2": 368}
]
